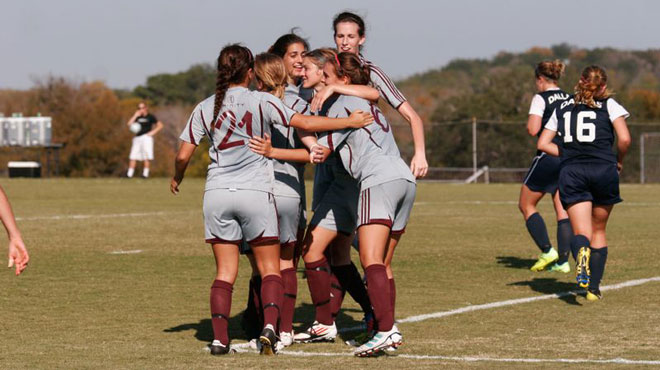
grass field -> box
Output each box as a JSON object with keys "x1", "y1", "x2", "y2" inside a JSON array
[{"x1": 1, "y1": 178, "x2": 659, "y2": 369}]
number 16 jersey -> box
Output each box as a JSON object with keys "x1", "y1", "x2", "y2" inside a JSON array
[
  {"x1": 180, "y1": 86, "x2": 296, "y2": 193},
  {"x1": 545, "y1": 97, "x2": 629, "y2": 165}
]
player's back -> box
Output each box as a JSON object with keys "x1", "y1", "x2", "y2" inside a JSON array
[
  {"x1": 323, "y1": 95, "x2": 414, "y2": 189},
  {"x1": 553, "y1": 97, "x2": 627, "y2": 165},
  {"x1": 187, "y1": 87, "x2": 293, "y2": 192}
]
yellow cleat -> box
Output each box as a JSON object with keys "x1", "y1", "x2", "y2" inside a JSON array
[
  {"x1": 576, "y1": 247, "x2": 591, "y2": 288},
  {"x1": 530, "y1": 248, "x2": 559, "y2": 271},
  {"x1": 548, "y1": 261, "x2": 570, "y2": 273},
  {"x1": 586, "y1": 290, "x2": 602, "y2": 301}
]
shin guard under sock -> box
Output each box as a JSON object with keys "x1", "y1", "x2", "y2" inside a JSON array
[
  {"x1": 329, "y1": 271, "x2": 346, "y2": 319},
  {"x1": 210, "y1": 280, "x2": 233, "y2": 345},
  {"x1": 280, "y1": 268, "x2": 297, "y2": 333},
  {"x1": 304, "y1": 258, "x2": 333, "y2": 325},
  {"x1": 365, "y1": 264, "x2": 393, "y2": 332},
  {"x1": 526, "y1": 212, "x2": 552, "y2": 253},
  {"x1": 588, "y1": 247, "x2": 608, "y2": 292},
  {"x1": 556, "y1": 218, "x2": 573, "y2": 264},
  {"x1": 261, "y1": 274, "x2": 283, "y2": 332}
]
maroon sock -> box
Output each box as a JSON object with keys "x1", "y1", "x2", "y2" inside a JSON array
[
  {"x1": 329, "y1": 271, "x2": 346, "y2": 319},
  {"x1": 332, "y1": 263, "x2": 373, "y2": 316},
  {"x1": 261, "y1": 274, "x2": 283, "y2": 331},
  {"x1": 389, "y1": 278, "x2": 396, "y2": 320},
  {"x1": 365, "y1": 264, "x2": 393, "y2": 331},
  {"x1": 280, "y1": 268, "x2": 297, "y2": 333},
  {"x1": 210, "y1": 280, "x2": 233, "y2": 345},
  {"x1": 304, "y1": 257, "x2": 333, "y2": 325}
]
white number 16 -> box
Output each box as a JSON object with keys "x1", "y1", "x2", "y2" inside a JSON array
[{"x1": 562, "y1": 111, "x2": 596, "y2": 143}]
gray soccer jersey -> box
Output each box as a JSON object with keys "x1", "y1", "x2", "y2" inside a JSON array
[
  {"x1": 179, "y1": 86, "x2": 296, "y2": 193},
  {"x1": 317, "y1": 95, "x2": 415, "y2": 189},
  {"x1": 358, "y1": 55, "x2": 407, "y2": 110}
]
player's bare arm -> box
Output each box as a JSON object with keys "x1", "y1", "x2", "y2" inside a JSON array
[
  {"x1": 612, "y1": 116, "x2": 631, "y2": 172},
  {"x1": 526, "y1": 114, "x2": 543, "y2": 137},
  {"x1": 397, "y1": 102, "x2": 428, "y2": 178},
  {"x1": 289, "y1": 110, "x2": 373, "y2": 131},
  {"x1": 311, "y1": 84, "x2": 380, "y2": 113},
  {"x1": 537, "y1": 128, "x2": 559, "y2": 157},
  {"x1": 0, "y1": 186, "x2": 29, "y2": 276},
  {"x1": 171, "y1": 142, "x2": 196, "y2": 195}
]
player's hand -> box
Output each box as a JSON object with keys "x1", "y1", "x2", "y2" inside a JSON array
[
  {"x1": 410, "y1": 153, "x2": 429, "y2": 178},
  {"x1": 309, "y1": 144, "x2": 328, "y2": 163},
  {"x1": 248, "y1": 135, "x2": 273, "y2": 157},
  {"x1": 617, "y1": 162, "x2": 623, "y2": 174},
  {"x1": 347, "y1": 110, "x2": 374, "y2": 128},
  {"x1": 8, "y1": 236, "x2": 29, "y2": 276},
  {"x1": 311, "y1": 85, "x2": 335, "y2": 113},
  {"x1": 170, "y1": 177, "x2": 181, "y2": 195}
]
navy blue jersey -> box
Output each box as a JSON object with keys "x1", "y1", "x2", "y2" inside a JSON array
[
  {"x1": 529, "y1": 88, "x2": 570, "y2": 154},
  {"x1": 545, "y1": 97, "x2": 629, "y2": 165}
]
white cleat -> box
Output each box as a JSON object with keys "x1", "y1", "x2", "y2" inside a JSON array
[
  {"x1": 353, "y1": 325, "x2": 402, "y2": 357},
  {"x1": 293, "y1": 321, "x2": 337, "y2": 343}
]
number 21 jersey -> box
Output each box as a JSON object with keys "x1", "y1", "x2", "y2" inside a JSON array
[{"x1": 180, "y1": 86, "x2": 296, "y2": 192}]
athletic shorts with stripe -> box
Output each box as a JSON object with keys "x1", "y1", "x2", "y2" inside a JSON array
[
  {"x1": 358, "y1": 179, "x2": 416, "y2": 234},
  {"x1": 203, "y1": 189, "x2": 279, "y2": 246},
  {"x1": 309, "y1": 178, "x2": 358, "y2": 235},
  {"x1": 523, "y1": 152, "x2": 560, "y2": 194}
]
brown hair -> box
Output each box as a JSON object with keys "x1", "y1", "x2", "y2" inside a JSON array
[
  {"x1": 303, "y1": 48, "x2": 337, "y2": 69},
  {"x1": 268, "y1": 31, "x2": 309, "y2": 58},
  {"x1": 333, "y1": 11, "x2": 365, "y2": 37},
  {"x1": 212, "y1": 44, "x2": 254, "y2": 122},
  {"x1": 574, "y1": 65, "x2": 612, "y2": 108},
  {"x1": 535, "y1": 60, "x2": 565, "y2": 82},
  {"x1": 254, "y1": 53, "x2": 287, "y2": 99},
  {"x1": 325, "y1": 52, "x2": 370, "y2": 85}
]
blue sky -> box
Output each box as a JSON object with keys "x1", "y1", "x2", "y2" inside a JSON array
[{"x1": 2, "y1": 0, "x2": 659, "y2": 89}]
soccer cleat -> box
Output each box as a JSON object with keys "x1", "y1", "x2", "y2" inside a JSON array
[
  {"x1": 576, "y1": 247, "x2": 591, "y2": 288},
  {"x1": 278, "y1": 331, "x2": 294, "y2": 349},
  {"x1": 530, "y1": 248, "x2": 559, "y2": 271},
  {"x1": 293, "y1": 321, "x2": 337, "y2": 343},
  {"x1": 353, "y1": 325, "x2": 402, "y2": 357},
  {"x1": 345, "y1": 313, "x2": 376, "y2": 347},
  {"x1": 548, "y1": 261, "x2": 570, "y2": 273},
  {"x1": 209, "y1": 340, "x2": 231, "y2": 355},
  {"x1": 586, "y1": 289, "x2": 602, "y2": 301},
  {"x1": 259, "y1": 324, "x2": 278, "y2": 356}
]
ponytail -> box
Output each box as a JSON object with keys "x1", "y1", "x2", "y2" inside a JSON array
[
  {"x1": 574, "y1": 65, "x2": 611, "y2": 109},
  {"x1": 535, "y1": 59, "x2": 565, "y2": 82},
  {"x1": 212, "y1": 44, "x2": 254, "y2": 123}
]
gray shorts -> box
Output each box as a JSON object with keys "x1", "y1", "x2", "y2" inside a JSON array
[
  {"x1": 203, "y1": 189, "x2": 279, "y2": 245},
  {"x1": 358, "y1": 179, "x2": 416, "y2": 234},
  {"x1": 274, "y1": 195, "x2": 301, "y2": 247},
  {"x1": 310, "y1": 178, "x2": 358, "y2": 235}
]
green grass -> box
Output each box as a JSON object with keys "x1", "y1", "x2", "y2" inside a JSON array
[{"x1": 1, "y1": 179, "x2": 659, "y2": 369}]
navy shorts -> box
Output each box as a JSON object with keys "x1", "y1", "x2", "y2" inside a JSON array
[
  {"x1": 523, "y1": 152, "x2": 560, "y2": 194},
  {"x1": 559, "y1": 162, "x2": 622, "y2": 208}
]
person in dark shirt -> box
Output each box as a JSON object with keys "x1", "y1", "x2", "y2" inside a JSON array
[
  {"x1": 538, "y1": 65, "x2": 631, "y2": 301},
  {"x1": 126, "y1": 102, "x2": 163, "y2": 178}
]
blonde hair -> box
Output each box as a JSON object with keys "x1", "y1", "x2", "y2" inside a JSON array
[
  {"x1": 535, "y1": 60, "x2": 565, "y2": 82},
  {"x1": 254, "y1": 53, "x2": 286, "y2": 99},
  {"x1": 574, "y1": 65, "x2": 612, "y2": 109}
]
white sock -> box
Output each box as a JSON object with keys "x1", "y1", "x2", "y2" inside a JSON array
[
  {"x1": 127, "y1": 168, "x2": 135, "y2": 178},
  {"x1": 142, "y1": 168, "x2": 150, "y2": 177}
]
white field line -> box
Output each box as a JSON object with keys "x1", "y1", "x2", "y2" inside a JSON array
[
  {"x1": 15, "y1": 211, "x2": 174, "y2": 221},
  {"x1": 415, "y1": 200, "x2": 660, "y2": 206},
  {"x1": 109, "y1": 250, "x2": 143, "y2": 255},
  {"x1": 221, "y1": 275, "x2": 660, "y2": 364}
]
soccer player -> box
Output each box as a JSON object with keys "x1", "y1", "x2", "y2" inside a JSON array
[
  {"x1": 170, "y1": 44, "x2": 373, "y2": 355},
  {"x1": 125, "y1": 102, "x2": 163, "y2": 178},
  {"x1": 519, "y1": 60, "x2": 574, "y2": 273},
  {"x1": 292, "y1": 49, "x2": 379, "y2": 344},
  {"x1": 314, "y1": 52, "x2": 416, "y2": 356},
  {"x1": 329, "y1": 11, "x2": 428, "y2": 178},
  {"x1": 538, "y1": 65, "x2": 631, "y2": 301},
  {"x1": 1, "y1": 185, "x2": 29, "y2": 276}
]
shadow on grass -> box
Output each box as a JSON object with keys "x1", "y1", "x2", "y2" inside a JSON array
[
  {"x1": 496, "y1": 256, "x2": 537, "y2": 269},
  {"x1": 508, "y1": 278, "x2": 581, "y2": 305},
  {"x1": 164, "y1": 302, "x2": 364, "y2": 343}
]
